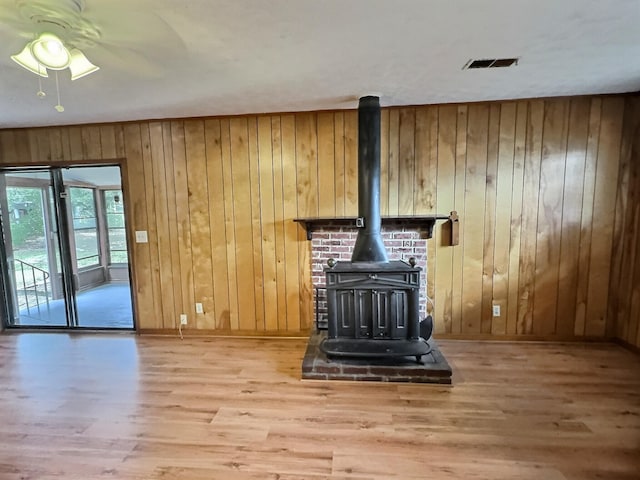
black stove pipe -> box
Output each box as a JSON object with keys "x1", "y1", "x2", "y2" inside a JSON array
[{"x1": 351, "y1": 95, "x2": 389, "y2": 263}]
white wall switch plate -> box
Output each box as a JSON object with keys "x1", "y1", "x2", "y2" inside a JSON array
[
  {"x1": 195, "y1": 303, "x2": 203, "y2": 314},
  {"x1": 180, "y1": 314, "x2": 187, "y2": 325},
  {"x1": 135, "y1": 230, "x2": 148, "y2": 243},
  {"x1": 492, "y1": 305, "x2": 501, "y2": 317}
]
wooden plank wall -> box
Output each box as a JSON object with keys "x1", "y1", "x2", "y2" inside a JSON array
[
  {"x1": 610, "y1": 97, "x2": 640, "y2": 349},
  {"x1": 0, "y1": 94, "x2": 637, "y2": 341}
]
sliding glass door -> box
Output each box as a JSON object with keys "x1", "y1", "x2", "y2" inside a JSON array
[
  {"x1": 0, "y1": 169, "x2": 66, "y2": 326},
  {"x1": 0, "y1": 165, "x2": 134, "y2": 330}
]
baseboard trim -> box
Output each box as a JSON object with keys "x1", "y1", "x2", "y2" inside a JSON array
[
  {"x1": 136, "y1": 328, "x2": 622, "y2": 344},
  {"x1": 612, "y1": 337, "x2": 640, "y2": 354},
  {"x1": 138, "y1": 328, "x2": 310, "y2": 339},
  {"x1": 433, "y1": 333, "x2": 614, "y2": 343}
]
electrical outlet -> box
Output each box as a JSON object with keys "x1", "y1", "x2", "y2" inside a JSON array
[
  {"x1": 195, "y1": 303, "x2": 203, "y2": 314},
  {"x1": 135, "y1": 230, "x2": 148, "y2": 243},
  {"x1": 180, "y1": 314, "x2": 188, "y2": 325},
  {"x1": 492, "y1": 305, "x2": 501, "y2": 317}
]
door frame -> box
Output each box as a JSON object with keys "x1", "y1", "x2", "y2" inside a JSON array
[{"x1": 0, "y1": 161, "x2": 137, "y2": 331}]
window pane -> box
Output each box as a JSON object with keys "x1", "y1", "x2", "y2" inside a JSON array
[
  {"x1": 108, "y1": 228, "x2": 128, "y2": 263},
  {"x1": 110, "y1": 251, "x2": 128, "y2": 264},
  {"x1": 70, "y1": 187, "x2": 99, "y2": 268},
  {"x1": 6, "y1": 187, "x2": 48, "y2": 270},
  {"x1": 104, "y1": 191, "x2": 124, "y2": 214},
  {"x1": 106, "y1": 213, "x2": 125, "y2": 228},
  {"x1": 104, "y1": 190, "x2": 127, "y2": 264},
  {"x1": 75, "y1": 228, "x2": 99, "y2": 268}
]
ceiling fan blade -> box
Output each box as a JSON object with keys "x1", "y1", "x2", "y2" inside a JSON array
[
  {"x1": 79, "y1": 2, "x2": 186, "y2": 51},
  {"x1": 87, "y1": 44, "x2": 167, "y2": 78}
]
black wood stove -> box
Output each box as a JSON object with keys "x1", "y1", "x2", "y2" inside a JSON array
[{"x1": 320, "y1": 96, "x2": 431, "y2": 362}]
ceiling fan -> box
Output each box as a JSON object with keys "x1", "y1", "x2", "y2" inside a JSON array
[{"x1": 0, "y1": 0, "x2": 186, "y2": 79}]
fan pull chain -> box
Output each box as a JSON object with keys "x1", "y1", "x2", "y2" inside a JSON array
[
  {"x1": 54, "y1": 71, "x2": 64, "y2": 112},
  {"x1": 36, "y1": 63, "x2": 45, "y2": 98}
]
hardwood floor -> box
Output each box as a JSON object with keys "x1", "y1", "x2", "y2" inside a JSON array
[{"x1": 0, "y1": 333, "x2": 638, "y2": 479}]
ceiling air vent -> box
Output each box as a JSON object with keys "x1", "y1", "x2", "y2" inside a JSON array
[{"x1": 464, "y1": 58, "x2": 519, "y2": 69}]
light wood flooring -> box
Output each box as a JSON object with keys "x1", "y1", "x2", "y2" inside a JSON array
[{"x1": 0, "y1": 333, "x2": 638, "y2": 479}]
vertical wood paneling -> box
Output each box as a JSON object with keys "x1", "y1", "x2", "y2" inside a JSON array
[
  {"x1": 170, "y1": 121, "x2": 196, "y2": 328},
  {"x1": 49, "y1": 128, "x2": 64, "y2": 161},
  {"x1": 184, "y1": 120, "x2": 215, "y2": 329},
  {"x1": 219, "y1": 119, "x2": 239, "y2": 330},
  {"x1": 0, "y1": 93, "x2": 637, "y2": 339},
  {"x1": 295, "y1": 113, "x2": 318, "y2": 219},
  {"x1": 462, "y1": 104, "x2": 489, "y2": 333},
  {"x1": 415, "y1": 107, "x2": 438, "y2": 317},
  {"x1": 0, "y1": 130, "x2": 16, "y2": 161},
  {"x1": 68, "y1": 126, "x2": 84, "y2": 161},
  {"x1": 122, "y1": 124, "x2": 153, "y2": 324},
  {"x1": 333, "y1": 112, "x2": 346, "y2": 217},
  {"x1": 613, "y1": 98, "x2": 640, "y2": 346},
  {"x1": 317, "y1": 113, "x2": 335, "y2": 217},
  {"x1": 451, "y1": 105, "x2": 468, "y2": 335},
  {"x1": 414, "y1": 107, "x2": 438, "y2": 214},
  {"x1": 533, "y1": 100, "x2": 569, "y2": 335},
  {"x1": 13, "y1": 130, "x2": 32, "y2": 163},
  {"x1": 493, "y1": 102, "x2": 517, "y2": 335},
  {"x1": 162, "y1": 122, "x2": 184, "y2": 328},
  {"x1": 574, "y1": 99, "x2": 601, "y2": 336},
  {"x1": 518, "y1": 100, "x2": 544, "y2": 334},
  {"x1": 380, "y1": 109, "x2": 390, "y2": 216},
  {"x1": 281, "y1": 115, "x2": 301, "y2": 331},
  {"x1": 294, "y1": 113, "x2": 316, "y2": 329},
  {"x1": 140, "y1": 125, "x2": 163, "y2": 329},
  {"x1": 33, "y1": 129, "x2": 51, "y2": 163},
  {"x1": 204, "y1": 119, "x2": 230, "y2": 329},
  {"x1": 99, "y1": 125, "x2": 117, "y2": 159},
  {"x1": 506, "y1": 103, "x2": 527, "y2": 335},
  {"x1": 387, "y1": 109, "x2": 400, "y2": 217},
  {"x1": 585, "y1": 98, "x2": 624, "y2": 337},
  {"x1": 257, "y1": 116, "x2": 278, "y2": 331},
  {"x1": 271, "y1": 117, "x2": 289, "y2": 331},
  {"x1": 149, "y1": 122, "x2": 175, "y2": 329},
  {"x1": 229, "y1": 118, "x2": 256, "y2": 330},
  {"x1": 556, "y1": 99, "x2": 590, "y2": 336},
  {"x1": 481, "y1": 104, "x2": 500, "y2": 334},
  {"x1": 434, "y1": 105, "x2": 457, "y2": 334},
  {"x1": 82, "y1": 126, "x2": 102, "y2": 160},
  {"x1": 343, "y1": 111, "x2": 358, "y2": 216},
  {"x1": 248, "y1": 118, "x2": 265, "y2": 331},
  {"x1": 398, "y1": 108, "x2": 416, "y2": 215}
]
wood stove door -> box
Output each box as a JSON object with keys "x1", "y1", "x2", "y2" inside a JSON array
[
  {"x1": 335, "y1": 289, "x2": 355, "y2": 338},
  {"x1": 366, "y1": 288, "x2": 414, "y2": 340},
  {"x1": 353, "y1": 289, "x2": 392, "y2": 339},
  {"x1": 354, "y1": 290, "x2": 372, "y2": 338},
  {"x1": 370, "y1": 290, "x2": 388, "y2": 339}
]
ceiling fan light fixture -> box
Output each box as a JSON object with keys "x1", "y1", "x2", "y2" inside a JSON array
[
  {"x1": 30, "y1": 33, "x2": 70, "y2": 69},
  {"x1": 68, "y1": 48, "x2": 99, "y2": 80},
  {"x1": 11, "y1": 32, "x2": 99, "y2": 80},
  {"x1": 11, "y1": 43, "x2": 49, "y2": 77}
]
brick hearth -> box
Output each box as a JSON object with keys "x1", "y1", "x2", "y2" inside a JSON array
[{"x1": 302, "y1": 330, "x2": 452, "y2": 384}]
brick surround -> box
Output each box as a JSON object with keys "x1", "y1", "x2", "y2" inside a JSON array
[{"x1": 310, "y1": 226, "x2": 429, "y2": 329}]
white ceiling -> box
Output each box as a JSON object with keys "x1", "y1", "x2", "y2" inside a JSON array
[{"x1": 0, "y1": 0, "x2": 639, "y2": 129}]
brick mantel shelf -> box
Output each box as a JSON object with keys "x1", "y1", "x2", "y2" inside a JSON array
[{"x1": 294, "y1": 214, "x2": 451, "y2": 241}]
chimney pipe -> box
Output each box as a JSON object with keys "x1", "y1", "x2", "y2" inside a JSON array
[{"x1": 351, "y1": 96, "x2": 389, "y2": 263}]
